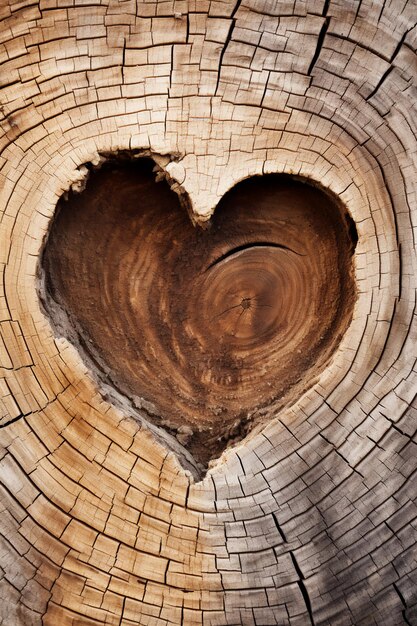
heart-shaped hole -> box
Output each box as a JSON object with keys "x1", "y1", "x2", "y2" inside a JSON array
[{"x1": 41, "y1": 155, "x2": 357, "y2": 474}]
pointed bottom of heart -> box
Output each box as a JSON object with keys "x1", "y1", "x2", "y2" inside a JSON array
[{"x1": 40, "y1": 154, "x2": 357, "y2": 477}]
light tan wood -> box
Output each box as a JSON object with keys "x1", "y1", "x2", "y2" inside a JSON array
[{"x1": 0, "y1": 1, "x2": 416, "y2": 625}]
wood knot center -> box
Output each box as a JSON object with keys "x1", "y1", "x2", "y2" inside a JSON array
[{"x1": 41, "y1": 156, "x2": 357, "y2": 473}]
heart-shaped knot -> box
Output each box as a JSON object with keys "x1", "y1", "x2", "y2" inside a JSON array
[{"x1": 41, "y1": 156, "x2": 357, "y2": 472}]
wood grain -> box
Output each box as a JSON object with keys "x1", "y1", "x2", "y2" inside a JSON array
[
  {"x1": 0, "y1": 0, "x2": 416, "y2": 624},
  {"x1": 42, "y1": 158, "x2": 356, "y2": 469}
]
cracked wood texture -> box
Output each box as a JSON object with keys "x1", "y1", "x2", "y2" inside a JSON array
[{"x1": 0, "y1": 1, "x2": 416, "y2": 625}]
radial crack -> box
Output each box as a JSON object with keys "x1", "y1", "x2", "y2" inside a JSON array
[{"x1": 205, "y1": 241, "x2": 302, "y2": 271}]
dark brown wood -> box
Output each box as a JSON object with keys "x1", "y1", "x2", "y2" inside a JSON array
[{"x1": 42, "y1": 157, "x2": 356, "y2": 469}]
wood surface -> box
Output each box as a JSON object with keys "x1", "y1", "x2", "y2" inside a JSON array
[
  {"x1": 0, "y1": 0, "x2": 416, "y2": 625},
  {"x1": 42, "y1": 158, "x2": 356, "y2": 471}
]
